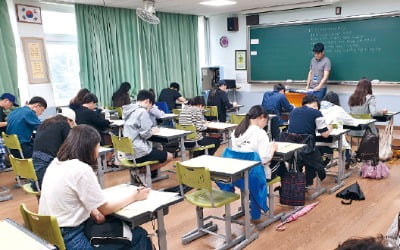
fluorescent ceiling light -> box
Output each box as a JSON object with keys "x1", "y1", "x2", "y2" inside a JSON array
[{"x1": 200, "y1": 0, "x2": 237, "y2": 7}]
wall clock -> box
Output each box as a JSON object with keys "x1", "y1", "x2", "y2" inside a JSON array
[{"x1": 219, "y1": 36, "x2": 229, "y2": 48}]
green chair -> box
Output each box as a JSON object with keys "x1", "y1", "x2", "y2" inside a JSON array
[
  {"x1": 204, "y1": 106, "x2": 218, "y2": 121},
  {"x1": 20, "y1": 203, "x2": 66, "y2": 250},
  {"x1": 349, "y1": 113, "x2": 373, "y2": 147},
  {"x1": 350, "y1": 113, "x2": 372, "y2": 119},
  {"x1": 9, "y1": 155, "x2": 40, "y2": 197},
  {"x1": 111, "y1": 135, "x2": 165, "y2": 187},
  {"x1": 2, "y1": 132, "x2": 24, "y2": 158},
  {"x1": 257, "y1": 176, "x2": 284, "y2": 229},
  {"x1": 175, "y1": 124, "x2": 215, "y2": 158},
  {"x1": 176, "y1": 162, "x2": 240, "y2": 247},
  {"x1": 230, "y1": 114, "x2": 245, "y2": 125},
  {"x1": 171, "y1": 108, "x2": 182, "y2": 116}
]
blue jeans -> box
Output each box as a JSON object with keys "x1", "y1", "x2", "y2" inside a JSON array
[
  {"x1": 312, "y1": 87, "x2": 327, "y2": 101},
  {"x1": 61, "y1": 223, "x2": 152, "y2": 250},
  {"x1": 32, "y1": 151, "x2": 54, "y2": 190}
]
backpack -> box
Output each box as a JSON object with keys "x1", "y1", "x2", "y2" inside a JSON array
[{"x1": 355, "y1": 128, "x2": 379, "y2": 164}]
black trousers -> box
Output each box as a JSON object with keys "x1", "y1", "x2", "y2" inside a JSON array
[{"x1": 297, "y1": 148, "x2": 326, "y2": 186}]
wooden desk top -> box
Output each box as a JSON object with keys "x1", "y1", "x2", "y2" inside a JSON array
[
  {"x1": 180, "y1": 155, "x2": 259, "y2": 176},
  {"x1": 0, "y1": 219, "x2": 56, "y2": 250}
]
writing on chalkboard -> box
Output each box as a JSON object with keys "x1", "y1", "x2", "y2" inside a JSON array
[{"x1": 249, "y1": 16, "x2": 400, "y2": 82}]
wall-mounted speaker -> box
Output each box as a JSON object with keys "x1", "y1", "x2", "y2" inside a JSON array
[
  {"x1": 246, "y1": 15, "x2": 259, "y2": 26},
  {"x1": 227, "y1": 17, "x2": 239, "y2": 31}
]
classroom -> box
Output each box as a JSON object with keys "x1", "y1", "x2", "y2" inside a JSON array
[{"x1": 1, "y1": 0, "x2": 400, "y2": 249}]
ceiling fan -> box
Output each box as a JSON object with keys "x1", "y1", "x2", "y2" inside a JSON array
[{"x1": 136, "y1": 0, "x2": 160, "y2": 25}]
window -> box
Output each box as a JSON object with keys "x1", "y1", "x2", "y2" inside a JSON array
[{"x1": 42, "y1": 4, "x2": 80, "y2": 106}]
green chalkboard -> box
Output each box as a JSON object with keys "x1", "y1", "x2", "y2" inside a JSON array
[{"x1": 249, "y1": 16, "x2": 400, "y2": 82}]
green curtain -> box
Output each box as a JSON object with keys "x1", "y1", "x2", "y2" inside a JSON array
[
  {"x1": 0, "y1": 0, "x2": 18, "y2": 96},
  {"x1": 138, "y1": 13, "x2": 200, "y2": 98},
  {"x1": 75, "y1": 4, "x2": 141, "y2": 106}
]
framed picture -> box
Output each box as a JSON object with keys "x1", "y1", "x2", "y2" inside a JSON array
[
  {"x1": 21, "y1": 37, "x2": 50, "y2": 84},
  {"x1": 235, "y1": 50, "x2": 247, "y2": 70},
  {"x1": 16, "y1": 4, "x2": 42, "y2": 24}
]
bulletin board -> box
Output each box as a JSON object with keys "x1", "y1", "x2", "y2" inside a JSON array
[{"x1": 21, "y1": 37, "x2": 50, "y2": 84}]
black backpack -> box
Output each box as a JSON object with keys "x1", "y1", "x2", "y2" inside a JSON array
[{"x1": 355, "y1": 128, "x2": 379, "y2": 164}]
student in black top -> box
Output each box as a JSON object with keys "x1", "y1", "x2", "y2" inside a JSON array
[
  {"x1": 69, "y1": 88, "x2": 90, "y2": 111},
  {"x1": 207, "y1": 80, "x2": 237, "y2": 122},
  {"x1": 288, "y1": 95, "x2": 332, "y2": 186},
  {"x1": 75, "y1": 93, "x2": 111, "y2": 145},
  {"x1": 32, "y1": 108, "x2": 75, "y2": 189},
  {"x1": 158, "y1": 82, "x2": 186, "y2": 111},
  {"x1": 112, "y1": 82, "x2": 131, "y2": 107}
]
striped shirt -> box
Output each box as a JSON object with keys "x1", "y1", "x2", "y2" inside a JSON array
[{"x1": 179, "y1": 105, "x2": 207, "y2": 140}]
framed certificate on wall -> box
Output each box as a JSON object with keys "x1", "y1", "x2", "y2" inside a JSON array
[
  {"x1": 235, "y1": 50, "x2": 247, "y2": 70},
  {"x1": 21, "y1": 37, "x2": 50, "y2": 84}
]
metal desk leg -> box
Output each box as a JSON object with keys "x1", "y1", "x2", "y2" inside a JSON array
[
  {"x1": 329, "y1": 136, "x2": 345, "y2": 194},
  {"x1": 157, "y1": 209, "x2": 167, "y2": 250},
  {"x1": 97, "y1": 153, "x2": 105, "y2": 188},
  {"x1": 180, "y1": 136, "x2": 186, "y2": 161},
  {"x1": 234, "y1": 170, "x2": 258, "y2": 250}
]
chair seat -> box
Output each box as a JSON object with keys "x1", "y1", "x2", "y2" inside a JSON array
[
  {"x1": 118, "y1": 158, "x2": 159, "y2": 168},
  {"x1": 189, "y1": 144, "x2": 215, "y2": 152},
  {"x1": 186, "y1": 188, "x2": 240, "y2": 208},
  {"x1": 268, "y1": 176, "x2": 281, "y2": 186},
  {"x1": 22, "y1": 183, "x2": 40, "y2": 196}
]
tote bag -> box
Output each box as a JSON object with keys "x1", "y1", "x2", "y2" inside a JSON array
[{"x1": 379, "y1": 118, "x2": 394, "y2": 161}]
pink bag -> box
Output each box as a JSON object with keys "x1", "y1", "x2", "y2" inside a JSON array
[{"x1": 360, "y1": 161, "x2": 390, "y2": 179}]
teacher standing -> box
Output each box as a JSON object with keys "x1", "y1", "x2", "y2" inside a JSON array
[{"x1": 306, "y1": 43, "x2": 331, "y2": 101}]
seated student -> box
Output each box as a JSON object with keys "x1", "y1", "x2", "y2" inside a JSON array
[
  {"x1": 231, "y1": 105, "x2": 283, "y2": 180},
  {"x1": 179, "y1": 96, "x2": 221, "y2": 157},
  {"x1": 32, "y1": 108, "x2": 75, "y2": 189},
  {"x1": 207, "y1": 80, "x2": 237, "y2": 122},
  {"x1": 123, "y1": 90, "x2": 173, "y2": 170},
  {"x1": 318, "y1": 92, "x2": 359, "y2": 168},
  {"x1": 335, "y1": 234, "x2": 391, "y2": 250},
  {"x1": 261, "y1": 83, "x2": 294, "y2": 140},
  {"x1": 348, "y1": 77, "x2": 387, "y2": 135},
  {"x1": 348, "y1": 78, "x2": 387, "y2": 117},
  {"x1": 288, "y1": 95, "x2": 332, "y2": 186},
  {"x1": 39, "y1": 125, "x2": 152, "y2": 250},
  {"x1": 75, "y1": 93, "x2": 111, "y2": 145},
  {"x1": 112, "y1": 82, "x2": 131, "y2": 107},
  {"x1": 158, "y1": 82, "x2": 186, "y2": 111},
  {"x1": 0, "y1": 93, "x2": 19, "y2": 170},
  {"x1": 69, "y1": 88, "x2": 90, "y2": 111},
  {"x1": 6, "y1": 96, "x2": 47, "y2": 158}
]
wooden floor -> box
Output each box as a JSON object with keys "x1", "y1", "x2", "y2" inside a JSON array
[{"x1": 1, "y1": 145, "x2": 400, "y2": 250}]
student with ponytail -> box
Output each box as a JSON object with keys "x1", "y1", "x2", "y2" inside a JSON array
[{"x1": 232, "y1": 105, "x2": 285, "y2": 179}]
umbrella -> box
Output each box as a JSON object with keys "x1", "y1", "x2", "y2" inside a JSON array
[{"x1": 276, "y1": 202, "x2": 319, "y2": 231}]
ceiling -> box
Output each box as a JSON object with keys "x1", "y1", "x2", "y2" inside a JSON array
[{"x1": 48, "y1": 0, "x2": 337, "y2": 16}]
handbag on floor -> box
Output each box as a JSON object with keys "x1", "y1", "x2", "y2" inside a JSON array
[
  {"x1": 360, "y1": 161, "x2": 390, "y2": 179},
  {"x1": 379, "y1": 118, "x2": 394, "y2": 161},
  {"x1": 279, "y1": 168, "x2": 305, "y2": 206}
]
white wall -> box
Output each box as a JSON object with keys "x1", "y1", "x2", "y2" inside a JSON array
[{"x1": 6, "y1": 0, "x2": 56, "y2": 117}]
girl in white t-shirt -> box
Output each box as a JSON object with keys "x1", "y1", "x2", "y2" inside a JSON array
[
  {"x1": 231, "y1": 105, "x2": 282, "y2": 180},
  {"x1": 39, "y1": 124, "x2": 152, "y2": 250}
]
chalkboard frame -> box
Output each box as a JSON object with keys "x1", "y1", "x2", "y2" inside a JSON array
[{"x1": 247, "y1": 12, "x2": 400, "y2": 84}]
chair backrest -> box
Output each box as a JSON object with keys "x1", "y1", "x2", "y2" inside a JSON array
[
  {"x1": 230, "y1": 114, "x2": 245, "y2": 125},
  {"x1": 9, "y1": 155, "x2": 38, "y2": 182},
  {"x1": 2, "y1": 132, "x2": 24, "y2": 157},
  {"x1": 176, "y1": 124, "x2": 197, "y2": 141},
  {"x1": 111, "y1": 135, "x2": 135, "y2": 155},
  {"x1": 171, "y1": 109, "x2": 181, "y2": 115},
  {"x1": 176, "y1": 162, "x2": 212, "y2": 192},
  {"x1": 155, "y1": 102, "x2": 171, "y2": 114},
  {"x1": 204, "y1": 106, "x2": 218, "y2": 119},
  {"x1": 20, "y1": 203, "x2": 66, "y2": 250},
  {"x1": 351, "y1": 113, "x2": 372, "y2": 119}
]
